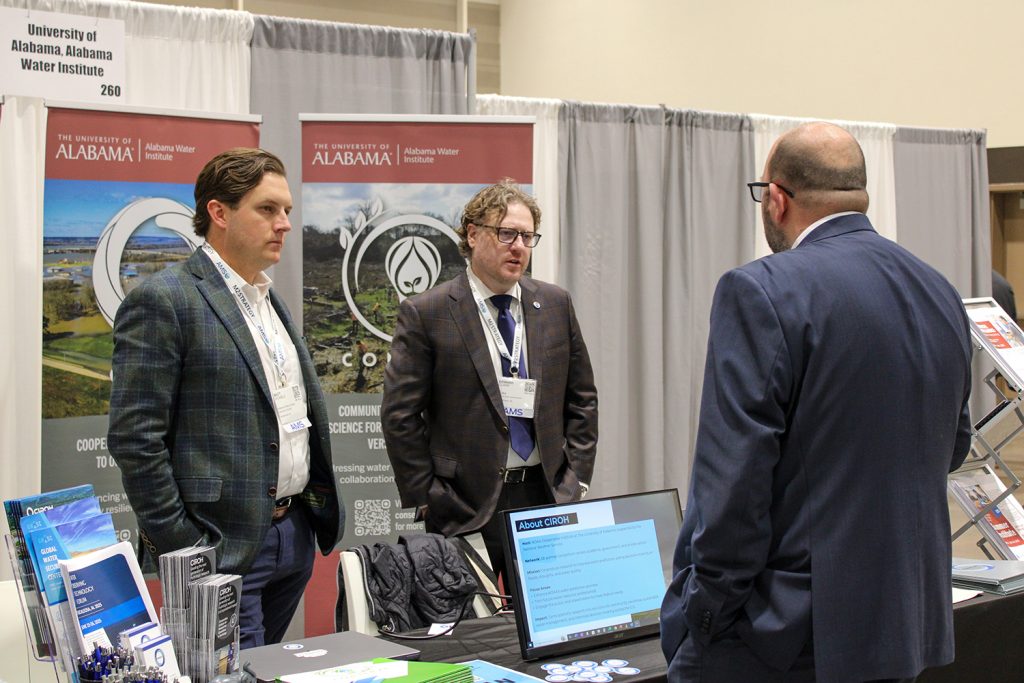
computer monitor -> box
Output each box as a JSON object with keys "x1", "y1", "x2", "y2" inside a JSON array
[{"x1": 501, "y1": 489, "x2": 683, "y2": 661}]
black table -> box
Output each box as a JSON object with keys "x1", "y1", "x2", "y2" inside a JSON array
[
  {"x1": 391, "y1": 614, "x2": 667, "y2": 682},
  {"x1": 395, "y1": 590, "x2": 1024, "y2": 683}
]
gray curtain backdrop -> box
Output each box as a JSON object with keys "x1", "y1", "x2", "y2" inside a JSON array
[
  {"x1": 558, "y1": 103, "x2": 753, "y2": 501},
  {"x1": 250, "y1": 16, "x2": 474, "y2": 316},
  {"x1": 893, "y1": 127, "x2": 990, "y2": 299},
  {"x1": 893, "y1": 128, "x2": 993, "y2": 416}
]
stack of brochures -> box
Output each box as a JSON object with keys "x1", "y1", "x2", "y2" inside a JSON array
[
  {"x1": 160, "y1": 543, "x2": 216, "y2": 667},
  {"x1": 278, "y1": 658, "x2": 472, "y2": 683},
  {"x1": 952, "y1": 557, "x2": 1024, "y2": 595},
  {"x1": 190, "y1": 572, "x2": 243, "y2": 681},
  {"x1": 947, "y1": 465, "x2": 1024, "y2": 561},
  {"x1": 3, "y1": 484, "x2": 96, "y2": 661}
]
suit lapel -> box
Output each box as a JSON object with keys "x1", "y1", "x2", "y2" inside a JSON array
[
  {"x1": 189, "y1": 249, "x2": 275, "y2": 408},
  {"x1": 449, "y1": 273, "x2": 506, "y2": 421},
  {"x1": 520, "y1": 276, "x2": 544, "y2": 390}
]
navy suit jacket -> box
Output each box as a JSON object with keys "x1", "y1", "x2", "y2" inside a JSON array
[
  {"x1": 660, "y1": 214, "x2": 972, "y2": 683},
  {"x1": 381, "y1": 272, "x2": 598, "y2": 537},
  {"x1": 108, "y1": 249, "x2": 344, "y2": 575}
]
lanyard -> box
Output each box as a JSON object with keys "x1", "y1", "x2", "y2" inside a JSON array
[
  {"x1": 468, "y1": 277, "x2": 524, "y2": 377},
  {"x1": 202, "y1": 243, "x2": 289, "y2": 388}
]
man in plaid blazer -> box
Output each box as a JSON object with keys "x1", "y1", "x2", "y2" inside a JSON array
[
  {"x1": 382, "y1": 181, "x2": 598, "y2": 581},
  {"x1": 108, "y1": 149, "x2": 343, "y2": 648}
]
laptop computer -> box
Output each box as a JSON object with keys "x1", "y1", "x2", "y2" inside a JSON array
[
  {"x1": 501, "y1": 489, "x2": 683, "y2": 660},
  {"x1": 240, "y1": 631, "x2": 420, "y2": 683}
]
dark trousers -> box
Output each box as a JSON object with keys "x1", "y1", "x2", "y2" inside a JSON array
[
  {"x1": 669, "y1": 630, "x2": 915, "y2": 683},
  {"x1": 239, "y1": 503, "x2": 315, "y2": 649},
  {"x1": 478, "y1": 474, "x2": 552, "y2": 585}
]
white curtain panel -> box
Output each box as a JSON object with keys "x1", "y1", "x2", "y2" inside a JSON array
[
  {"x1": 750, "y1": 114, "x2": 898, "y2": 259},
  {"x1": 0, "y1": 0, "x2": 251, "y2": 582},
  {"x1": 0, "y1": 97, "x2": 47, "y2": 581},
  {"x1": 1, "y1": 0, "x2": 253, "y2": 113},
  {"x1": 475, "y1": 95, "x2": 562, "y2": 284}
]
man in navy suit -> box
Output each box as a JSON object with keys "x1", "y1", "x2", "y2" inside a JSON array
[
  {"x1": 660, "y1": 122, "x2": 972, "y2": 683},
  {"x1": 109, "y1": 149, "x2": 343, "y2": 648}
]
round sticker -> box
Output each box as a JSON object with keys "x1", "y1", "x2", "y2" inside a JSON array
[
  {"x1": 590, "y1": 676, "x2": 614, "y2": 683},
  {"x1": 602, "y1": 659, "x2": 628, "y2": 668},
  {"x1": 542, "y1": 664, "x2": 566, "y2": 671},
  {"x1": 573, "y1": 661, "x2": 598, "y2": 669},
  {"x1": 593, "y1": 666, "x2": 613, "y2": 673},
  {"x1": 564, "y1": 666, "x2": 582, "y2": 674},
  {"x1": 546, "y1": 676, "x2": 571, "y2": 683},
  {"x1": 614, "y1": 667, "x2": 641, "y2": 675}
]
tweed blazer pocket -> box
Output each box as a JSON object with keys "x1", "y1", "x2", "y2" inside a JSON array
[
  {"x1": 431, "y1": 455, "x2": 459, "y2": 479},
  {"x1": 176, "y1": 477, "x2": 223, "y2": 502}
]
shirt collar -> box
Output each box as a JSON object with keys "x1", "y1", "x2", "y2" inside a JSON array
[
  {"x1": 791, "y1": 211, "x2": 861, "y2": 249},
  {"x1": 203, "y1": 242, "x2": 273, "y2": 302}
]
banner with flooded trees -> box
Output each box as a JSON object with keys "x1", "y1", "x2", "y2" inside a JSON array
[
  {"x1": 299, "y1": 115, "x2": 534, "y2": 544},
  {"x1": 40, "y1": 105, "x2": 259, "y2": 552}
]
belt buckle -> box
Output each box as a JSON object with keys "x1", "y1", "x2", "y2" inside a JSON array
[{"x1": 503, "y1": 467, "x2": 526, "y2": 484}]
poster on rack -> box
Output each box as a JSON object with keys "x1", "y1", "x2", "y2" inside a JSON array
[
  {"x1": 40, "y1": 105, "x2": 259, "y2": 555},
  {"x1": 300, "y1": 115, "x2": 534, "y2": 544}
]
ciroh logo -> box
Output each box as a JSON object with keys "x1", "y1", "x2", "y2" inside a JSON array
[
  {"x1": 93, "y1": 197, "x2": 202, "y2": 327},
  {"x1": 338, "y1": 198, "x2": 462, "y2": 343}
]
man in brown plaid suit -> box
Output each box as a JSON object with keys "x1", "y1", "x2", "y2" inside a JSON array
[
  {"x1": 382, "y1": 181, "x2": 598, "y2": 582},
  {"x1": 108, "y1": 149, "x2": 343, "y2": 648}
]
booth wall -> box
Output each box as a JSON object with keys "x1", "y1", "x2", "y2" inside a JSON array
[{"x1": 500, "y1": 0, "x2": 1021, "y2": 147}]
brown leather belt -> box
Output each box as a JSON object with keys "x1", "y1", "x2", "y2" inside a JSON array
[{"x1": 272, "y1": 496, "x2": 293, "y2": 521}]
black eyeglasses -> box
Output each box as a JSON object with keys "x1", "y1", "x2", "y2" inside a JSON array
[
  {"x1": 747, "y1": 181, "x2": 795, "y2": 203},
  {"x1": 477, "y1": 224, "x2": 542, "y2": 248}
]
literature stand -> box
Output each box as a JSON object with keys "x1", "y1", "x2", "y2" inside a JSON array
[
  {"x1": 954, "y1": 298, "x2": 1024, "y2": 560},
  {"x1": 4, "y1": 534, "x2": 66, "y2": 682}
]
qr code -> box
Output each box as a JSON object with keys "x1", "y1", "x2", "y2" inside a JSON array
[{"x1": 353, "y1": 499, "x2": 391, "y2": 537}]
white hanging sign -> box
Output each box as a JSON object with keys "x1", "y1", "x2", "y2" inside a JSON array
[{"x1": 0, "y1": 7, "x2": 126, "y2": 104}]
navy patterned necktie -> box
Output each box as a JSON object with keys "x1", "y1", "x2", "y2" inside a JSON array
[{"x1": 491, "y1": 295, "x2": 535, "y2": 461}]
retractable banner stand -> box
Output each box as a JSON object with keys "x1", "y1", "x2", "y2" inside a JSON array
[
  {"x1": 299, "y1": 115, "x2": 533, "y2": 631},
  {"x1": 40, "y1": 106, "x2": 259, "y2": 570}
]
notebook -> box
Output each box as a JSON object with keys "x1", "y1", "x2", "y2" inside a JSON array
[
  {"x1": 501, "y1": 489, "x2": 683, "y2": 660},
  {"x1": 240, "y1": 631, "x2": 420, "y2": 683}
]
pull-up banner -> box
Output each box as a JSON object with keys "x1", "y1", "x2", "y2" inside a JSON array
[
  {"x1": 299, "y1": 114, "x2": 534, "y2": 547},
  {"x1": 299, "y1": 114, "x2": 533, "y2": 635},
  {"x1": 41, "y1": 105, "x2": 259, "y2": 558}
]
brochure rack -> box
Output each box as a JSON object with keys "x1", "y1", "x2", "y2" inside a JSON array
[
  {"x1": 5, "y1": 534, "x2": 67, "y2": 682},
  {"x1": 954, "y1": 298, "x2": 1024, "y2": 560}
]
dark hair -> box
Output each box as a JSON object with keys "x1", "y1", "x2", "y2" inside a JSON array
[
  {"x1": 192, "y1": 148, "x2": 287, "y2": 237},
  {"x1": 457, "y1": 180, "x2": 541, "y2": 258}
]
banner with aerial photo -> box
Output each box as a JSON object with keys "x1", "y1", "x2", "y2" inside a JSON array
[
  {"x1": 41, "y1": 106, "x2": 259, "y2": 555},
  {"x1": 301, "y1": 115, "x2": 534, "y2": 544}
]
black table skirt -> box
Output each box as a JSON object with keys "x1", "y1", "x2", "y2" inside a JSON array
[{"x1": 390, "y1": 589, "x2": 1024, "y2": 683}]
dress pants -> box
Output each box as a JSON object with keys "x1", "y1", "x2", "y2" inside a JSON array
[
  {"x1": 477, "y1": 474, "x2": 552, "y2": 586},
  {"x1": 239, "y1": 502, "x2": 315, "y2": 649}
]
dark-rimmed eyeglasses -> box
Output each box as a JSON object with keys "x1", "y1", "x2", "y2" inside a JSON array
[
  {"x1": 477, "y1": 224, "x2": 542, "y2": 247},
  {"x1": 747, "y1": 181, "x2": 795, "y2": 203}
]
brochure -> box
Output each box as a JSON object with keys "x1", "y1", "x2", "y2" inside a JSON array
[
  {"x1": 949, "y1": 465, "x2": 1024, "y2": 561},
  {"x1": 58, "y1": 541, "x2": 158, "y2": 653}
]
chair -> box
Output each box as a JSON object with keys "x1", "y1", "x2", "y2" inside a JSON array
[{"x1": 336, "y1": 533, "x2": 501, "y2": 635}]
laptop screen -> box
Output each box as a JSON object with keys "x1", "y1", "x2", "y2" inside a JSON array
[{"x1": 501, "y1": 489, "x2": 683, "y2": 660}]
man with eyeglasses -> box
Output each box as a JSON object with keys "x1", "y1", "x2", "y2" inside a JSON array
[
  {"x1": 661, "y1": 122, "x2": 972, "y2": 682},
  {"x1": 382, "y1": 180, "x2": 598, "y2": 582}
]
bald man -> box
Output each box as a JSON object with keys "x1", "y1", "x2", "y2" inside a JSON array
[{"x1": 660, "y1": 123, "x2": 972, "y2": 683}]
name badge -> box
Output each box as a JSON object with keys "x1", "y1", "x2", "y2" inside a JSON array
[
  {"x1": 498, "y1": 377, "x2": 537, "y2": 419},
  {"x1": 272, "y1": 383, "x2": 311, "y2": 433}
]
